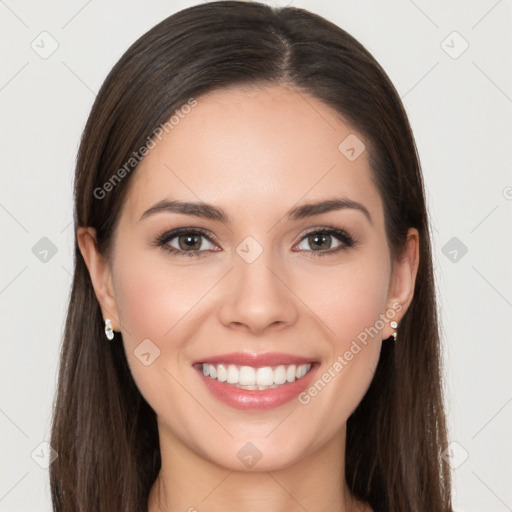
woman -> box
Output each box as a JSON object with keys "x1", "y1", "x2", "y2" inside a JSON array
[{"x1": 50, "y1": 2, "x2": 453, "y2": 511}]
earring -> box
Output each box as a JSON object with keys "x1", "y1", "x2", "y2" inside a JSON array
[
  {"x1": 390, "y1": 320, "x2": 398, "y2": 341},
  {"x1": 105, "y1": 318, "x2": 115, "y2": 341}
]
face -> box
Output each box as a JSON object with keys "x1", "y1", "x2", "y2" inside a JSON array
[{"x1": 81, "y1": 84, "x2": 417, "y2": 472}]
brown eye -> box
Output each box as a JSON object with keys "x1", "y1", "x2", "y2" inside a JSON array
[
  {"x1": 167, "y1": 232, "x2": 216, "y2": 252},
  {"x1": 177, "y1": 233, "x2": 203, "y2": 251},
  {"x1": 295, "y1": 228, "x2": 356, "y2": 256},
  {"x1": 307, "y1": 232, "x2": 334, "y2": 251},
  {"x1": 155, "y1": 228, "x2": 218, "y2": 256}
]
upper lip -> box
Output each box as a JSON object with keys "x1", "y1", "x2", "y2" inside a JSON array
[{"x1": 193, "y1": 352, "x2": 317, "y2": 367}]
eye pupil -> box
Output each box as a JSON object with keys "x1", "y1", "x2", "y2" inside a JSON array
[
  {"x1": 179, "y1": 234, "x2": 201, "y2": 250},
  {"x1": 309, "y1": 233, "x2": 331, "y2": 250}
]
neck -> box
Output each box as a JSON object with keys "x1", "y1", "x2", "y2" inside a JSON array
[{"x1": 148, "y1": 422, "x2": 367, "y2": 512}]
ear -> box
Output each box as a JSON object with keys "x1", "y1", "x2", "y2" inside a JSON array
[
  {"x1": 76, "y1": 227, "x2": 121, "y2": 332},
  {"x1": 382, "y1": 227, "x2": 420, "y2": 339}
]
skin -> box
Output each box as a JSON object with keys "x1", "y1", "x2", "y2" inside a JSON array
[{"x1": 78, "y1": 84, "x2": 419, "y2": 512}]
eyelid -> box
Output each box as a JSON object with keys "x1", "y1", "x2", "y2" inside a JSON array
[{"x1": 156, "y1": 226, "x2": 220, "y2": 246}]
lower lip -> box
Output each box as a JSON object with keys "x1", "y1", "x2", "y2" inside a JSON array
[{"x1": 195, "y1": 364, "x2": 318, "y2": 410}]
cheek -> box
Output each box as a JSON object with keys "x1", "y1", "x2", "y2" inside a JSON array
[
  {"x1": 289, "y1": 253, "x2": 389, "y2": 417},
  {"x1": 294, "y1": 253, "x2": 391, "y2": 346},
  {"x1": 112, "y1": 251, "x2": 214, "y2": 345},
  {"x1": 110, "y1": 251, "x2": 220, "y2": 407}
]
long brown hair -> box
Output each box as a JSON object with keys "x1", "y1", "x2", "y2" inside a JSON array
[{"x1": 50, "y1": 2, "x2": 453, "y2": 510}]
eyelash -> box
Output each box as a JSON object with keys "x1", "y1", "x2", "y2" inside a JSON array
[{"x1": 153, "y1": 226, "x2": 358, "y2": 258}]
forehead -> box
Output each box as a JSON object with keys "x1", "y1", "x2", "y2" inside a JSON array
[{"x1": 121, "y1": 84, "x2": 383, "y2": 227}]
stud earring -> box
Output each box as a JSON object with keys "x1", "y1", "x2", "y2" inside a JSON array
[
  {"x1": 390, "y1": 320, "x2": 398, "y2": 341},
  {"x1": 105, "y1": 318, "x2": 115, "y2": 341}
]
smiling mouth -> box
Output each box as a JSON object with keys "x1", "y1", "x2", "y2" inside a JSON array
[{"x1": 195, "y1": 362, "x2": 313, "y2": 391}]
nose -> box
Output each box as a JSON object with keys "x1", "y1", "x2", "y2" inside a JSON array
[{"x1": 218, "y1": 249, "x2": 299, "y2": 335}]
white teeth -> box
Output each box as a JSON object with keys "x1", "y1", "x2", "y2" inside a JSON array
[
  {"x1": 201, "y1": 362, "x2": 312, "y2": 388},
  {"x1": 286, "y1": 365, "x2": 296, "y2": 382},
  {"x1": 239, "y1": 366, "x2": 256, "y2": 386},
  {"x1": 274, "y1": 365, "x2": 287, "y2": 385},
  {"x1": 256, "y1": 366, "x2": 274, "y2": 386},
  {"x1": 217, "y1": 364, "x2": 227, "y2": 382},
  {"x1": 227, "y1": 364, "x2": 239, "y2": 384}
]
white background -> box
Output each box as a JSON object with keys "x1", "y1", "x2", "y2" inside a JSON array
[{"x1": 1, "y1": 0, "x2": 511, "y2": 510}]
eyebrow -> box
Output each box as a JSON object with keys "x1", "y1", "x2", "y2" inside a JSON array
[{"x1": 139, "y1": 197, "x2": 373, "y2": 225}]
